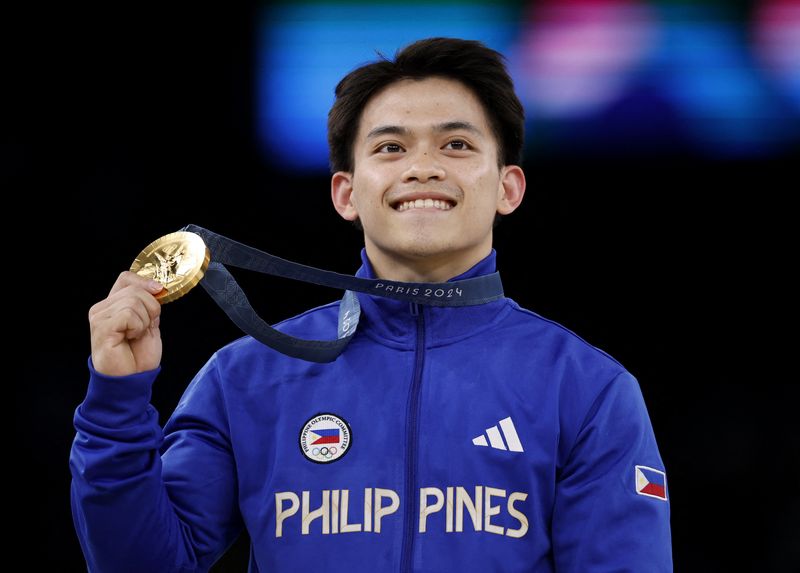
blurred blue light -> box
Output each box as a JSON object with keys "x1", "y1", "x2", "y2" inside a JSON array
[
  {"x1": 256, "y1": 1, "x2": 799, "y2": 170},
  {"x1": 653, "y1": 5, "x2": 797, "y2": 156},
  {"x1": 257, "y1": 3, "x2": 516, "y2": 172}
]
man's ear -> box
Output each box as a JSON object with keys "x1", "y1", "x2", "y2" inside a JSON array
[
  {"x1": 331, "y1": 171, "x2": 359, "y2": 221},
  {"x1": 496, "y1": 165, "x2": 526, "y2": 215}
]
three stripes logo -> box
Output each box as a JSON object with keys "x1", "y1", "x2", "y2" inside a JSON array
[{"x1": 472, "y1": 416, "x2": 524, "y2": 452}]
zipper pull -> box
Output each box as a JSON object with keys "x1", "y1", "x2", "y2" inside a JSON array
[{"x1": 409, "y1": 302, "x2": 419, "y2": 316}]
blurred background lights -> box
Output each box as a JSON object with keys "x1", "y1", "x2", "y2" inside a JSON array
[
  {"x1": 256, "y1": 0, "x2": 800, "y2": 171},
  {"x1": 652, "y1": 3, "x2": 796, "y2": 157},
  {"x1": 513, "y1": 0, "x2": 658, "y2": 118},
  {"x1": 257, "y1": 1, "x2": 516, "y2": 171},
  {"x1": 754, "y1": 0, "x2": 800, "y2": 111}
]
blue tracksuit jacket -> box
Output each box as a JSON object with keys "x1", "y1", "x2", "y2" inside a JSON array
[{"x1": 70, "y1": 249, "x2": 672, "y2": 572}]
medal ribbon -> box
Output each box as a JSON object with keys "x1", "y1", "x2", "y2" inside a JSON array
[{"x1": 181, "y1": 224, "x2": 504, "y2": 362}]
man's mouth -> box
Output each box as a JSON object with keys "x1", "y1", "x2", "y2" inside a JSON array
[{"x1": 392, "y1": 198, "x2": 456, "y2": 212}]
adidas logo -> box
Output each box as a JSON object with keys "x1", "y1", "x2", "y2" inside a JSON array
[{"x1": 472, "y1": 417, "x2": 524, "y2": 452}]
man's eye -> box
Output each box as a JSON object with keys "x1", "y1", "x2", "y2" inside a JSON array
[
  {"x1": 445, "y1": 140, "x2": 470, "y2": 151},
  {"x1": 378, "y1": 143, "x2": 404, "y2": 153}
]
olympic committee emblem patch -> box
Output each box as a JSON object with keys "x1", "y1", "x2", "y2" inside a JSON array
[{"x1": 299, "y1": 413, "x2": 352, "y2": 464}]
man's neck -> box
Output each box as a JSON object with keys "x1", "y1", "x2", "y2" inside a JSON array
[{"x1": 364, "y1": 243, "x2": 492, "y2": 283}]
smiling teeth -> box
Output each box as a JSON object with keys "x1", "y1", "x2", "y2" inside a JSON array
[{"x1": 397, "y1": 199, "x2": 453, "y2": 211}]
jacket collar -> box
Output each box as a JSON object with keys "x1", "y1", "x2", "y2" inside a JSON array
[{"x1": 353, "y1": 248, "x2": 510, "y2": 348}]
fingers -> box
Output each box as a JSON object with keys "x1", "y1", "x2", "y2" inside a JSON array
[
  {"x1": 114, "y1": 305, "x2": 148, "y2": 339},
  {"x1": 92, "y1": 277, "x2": 162, "y2": 312},
  {"x1": 89, "y1": 271, "x2": 167, "y2": 376},
  {"x1": 89, "y1": 282, "x2": 164, "y2": 337},
  {"x1": 109, "y1": 270, "x2": 164, "y2": 298},
  {"x1": 110, "y1": 290, "x2": 161, "y2": 325},
  {"x1": 89, "y1": 294, "x2": 161, "y2": 346}
]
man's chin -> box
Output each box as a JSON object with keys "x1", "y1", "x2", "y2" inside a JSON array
[{"x1": 390, "y1": 241, "x2": 457, "y2": 261}]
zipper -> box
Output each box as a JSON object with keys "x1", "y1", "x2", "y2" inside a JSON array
[{"x1": 400, "y1": 302, "x2": 425, "y2": 572}]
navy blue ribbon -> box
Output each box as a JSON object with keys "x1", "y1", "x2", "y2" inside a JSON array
[{"x1": 181, "y1": 224, "x2": 504, "y2": 362}]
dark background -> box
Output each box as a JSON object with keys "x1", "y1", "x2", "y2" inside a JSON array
[{"x1": 15, "y1": 1, "x2": 797, "y2": 571}]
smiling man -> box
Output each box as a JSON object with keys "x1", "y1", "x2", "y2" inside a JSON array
[
  {"x1": 331, "y1": 75, "x2": 525, "y2": 282},
  {"x1": 70, "y1": 38, "x2": 672, "y2": 572}
]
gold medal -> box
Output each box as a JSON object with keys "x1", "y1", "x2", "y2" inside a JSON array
[{"x1": 130, "y1": 231, "x2": 211, "y2": 304}]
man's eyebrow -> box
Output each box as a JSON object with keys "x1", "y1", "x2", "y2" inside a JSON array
[
  {"x1": 366, "y1": 125, "x2": 410, "y2": 139},
  {"x1": 433, "y1": 121, "x2": 483, "y2": 136}
]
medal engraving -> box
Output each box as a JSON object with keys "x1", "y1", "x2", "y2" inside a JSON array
[{"x1": 130, "y1": 231, "x2": 210, "y2": 304}]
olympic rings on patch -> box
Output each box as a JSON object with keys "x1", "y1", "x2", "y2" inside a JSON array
[{"x1": 311, "y1": 446, "x2": 336, "y2": 459}]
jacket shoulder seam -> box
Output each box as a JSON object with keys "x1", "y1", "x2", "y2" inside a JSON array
[{"x1": 507, "y1": 302, "x2": 626, "y2": 370}]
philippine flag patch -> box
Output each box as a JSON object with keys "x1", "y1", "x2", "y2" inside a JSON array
[
  {"x1": 635, "y1": 465, "x2": 668, "y2": 500},
  {"x1": 310, "y1": 428, "x2": 340, "y2": 445}
]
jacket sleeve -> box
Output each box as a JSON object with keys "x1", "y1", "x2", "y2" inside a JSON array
[
  {"x1": 552, "y1": 370, "x2": 673, "y2": 572},
  {"x1": 69, "y1": 354, "x2": 244, "y2": 573}
]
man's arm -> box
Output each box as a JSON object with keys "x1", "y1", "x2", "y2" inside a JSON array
[
  {"x1": 69, "y1": 354, "x2": 244, "y2": 573},
  {"x1": 552, "y1": 370, "x2": 672, "y2": 571}
]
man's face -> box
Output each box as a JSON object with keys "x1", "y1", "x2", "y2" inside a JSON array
[{"x1": 332, "y1": 76, "x2": 524, "y2": 274}]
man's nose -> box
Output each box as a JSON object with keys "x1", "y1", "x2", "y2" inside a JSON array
[{"x1": 402, "y1": 150, "x2": 446, "y2": 183}]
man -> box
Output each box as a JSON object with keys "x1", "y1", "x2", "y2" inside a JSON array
[{"x1": 71, "y1": 37, "x2": 672, "y2": 571}]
